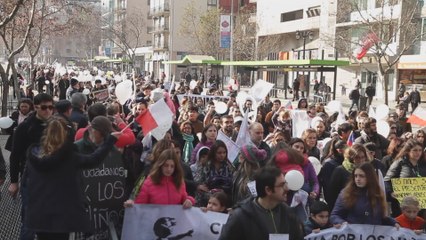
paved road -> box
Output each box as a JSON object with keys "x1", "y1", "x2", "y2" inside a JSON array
[{"x1": 0, "y1": 134, "x2": 21, "y2": 240}]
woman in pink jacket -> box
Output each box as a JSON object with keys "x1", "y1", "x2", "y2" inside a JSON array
[{"x1": 135, "y1": 149, "x2": 195, "y2": 208}]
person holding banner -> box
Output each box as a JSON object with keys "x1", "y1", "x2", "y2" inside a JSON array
[
  {"x1": 25, "y1": 116, "x2": 121, "y2": 240},
  {"x1": 134, "y1": 149, "x2": 195, "y2": 208},
  {"x1": 331, "y1": 163, "x2": 399, "y2": 227},
  {"x1": 395, "y1": 196, "x2": 425, "y2": 234},
  {"x1": 219, "y1": 166, "x2": 304, "y2": 240}
]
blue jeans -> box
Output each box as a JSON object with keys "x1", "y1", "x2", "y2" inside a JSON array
[{"x1": 20, "y1": 176, "x2": 35, "y2": 240}]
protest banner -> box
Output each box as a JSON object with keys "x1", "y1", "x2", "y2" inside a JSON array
[
  {"x1": 92, "y1": 88, "x2": 109, "y2": 102},
  {"x1": 305, "y1": 224, "x2": 425, "y2": 240},
  {"x1": 79, "y1": 148, "x2": 127, "y2": 240},
  {"x1": 121, "y1": 205, "x2": 229, "y2": 240},
  {"x1": 391, "y1": 177, "x2": 426, "y2": 209}
]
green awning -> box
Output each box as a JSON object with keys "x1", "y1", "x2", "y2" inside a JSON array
[
  {"x1": 93, "y1": 56, "x2": 110, "y2": 62},
  {"x1": 104, "y1": 58, "x2": 132, "y2": 63},
  {"x1": 220, "y1": 59, "x2": 350, "y2": 67},
  {"x1": 164, "y1": 55, "x2": 222, "y2": 65}
]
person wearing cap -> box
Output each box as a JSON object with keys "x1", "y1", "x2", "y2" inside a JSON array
[
  {"x1": 74, "y1": 116, "x2": 127, "y2": 237},
  {"x1": 69, "y1": 92, "x2": 88, "y2": 130},
  {"x1": 25, "y1": 116, "x2": 121, "y2": 240},
  {"x1": 57, "y1": 72, "x2": 69, "y2": 100},
  {"x1": 66, "y1": 78, "x2": 80, "y2": 100},
  {"x1": 231, "y1": 144, "x2": 266, "y2": 205}
]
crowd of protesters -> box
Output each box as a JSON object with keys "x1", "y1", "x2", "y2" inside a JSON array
[{"x1": 0, "y1": 66, "x2": 426, "y2": 240}]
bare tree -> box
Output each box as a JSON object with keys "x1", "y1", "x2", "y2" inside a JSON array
[
  {"x1": 179, "y1": 1, "x2": 224, "y2": 57},
  {"x1": 101, "y1": 7, "x2": 146, "y2": 71},
  {"x1": 0, "y1": 0, "x2": 26, "y2": 29},
  {"x1": 331, "y1": 0, "x2": 424, "y2": 104},
  {"x1": 0, "y1": 0, "x2": 36, "y2": 116}
]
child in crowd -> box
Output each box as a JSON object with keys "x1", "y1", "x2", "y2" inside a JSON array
[
  {"x1": 201, "y1": 191, "x2": 228, "y2": 213},
  {"x1": 304, "y1": 201, "x2": 333, "y2": 236},
  {"x1": 395, "y1": 196, "x2": 425, "y2": 235}
]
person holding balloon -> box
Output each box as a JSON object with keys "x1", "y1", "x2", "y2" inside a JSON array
[{"x1": 219, "y1": 166, "x2": 304, "y2": 240}]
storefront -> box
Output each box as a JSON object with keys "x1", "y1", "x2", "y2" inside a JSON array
[{"x1": 398, "y1": 55, "x2": 426, "y2": 102}]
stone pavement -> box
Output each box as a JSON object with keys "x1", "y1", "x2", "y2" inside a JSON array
[{"x1": 0, "y1": 134, "x2": 21, "y2": 240}]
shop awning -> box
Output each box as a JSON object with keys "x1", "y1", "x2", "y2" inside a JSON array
[
  {"x1": 398, "y1": 55, "x2": 426, "y2": 69},
  {"x1": 164, "y1": 55, "x2": 221, "y2": 65},
  {"x1": 220, "y1": 59, "x2": 350, "y2": 67}
]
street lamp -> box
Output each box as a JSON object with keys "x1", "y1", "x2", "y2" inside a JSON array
[{"x1": 295, "y1": 30, "x2": 314, "y2": 60}]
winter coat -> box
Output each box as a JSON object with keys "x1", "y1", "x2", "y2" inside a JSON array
[
  {"x1": 4, "y1": 110, "x2": 20, "y2": 151},
  {"x1": 327, "y1": 166, "x2": 351, "y2": 210},
  {"x1": 331, "y1": 188, "x2": 397, "y2": 226},
  {"x1": 354, "y1": 131, "x2": 389, "y2": 159},
  {"x1": 302, "y1": 158, "x2": 320, "y2": 196},
  {"x1": 318, "y1": 155, "x2": 344, "y2": 205},
  {"x1": 9, "y1": 112, "x2": 47, "y2": 183},
  {"x1": 384, "y1": 156, "x2": 426, "y2": 193},
  {"x1": 303, "y1": 217, "x2": 333, "y2": 236},
  {"x1": 219, "y1": 197, "x2": 304, "y2": 240},
  {"x1": 134, "y1": 175, "x2": 195, "y2": 205},
  {"x1": 190, "y1": 141, "x2": 214, "y2": 165},
  {"x1": 26, "y1": 136, "x2": 117, "y2": 233},
  {"x1": 69, "y1": 107, "x2": 88, "y2": 130}
]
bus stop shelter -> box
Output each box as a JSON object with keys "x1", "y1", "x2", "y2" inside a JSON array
[{"x1": 220, "y1": 59, "x2": 350, "y2": 100}]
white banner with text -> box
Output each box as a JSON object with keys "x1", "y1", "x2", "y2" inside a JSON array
[
  {"x1": 305, "y1": 223, "x2": 425, "y2": 240},
  {"x1": 121, "y1": 204, "x2": 229, "y2": 240}
]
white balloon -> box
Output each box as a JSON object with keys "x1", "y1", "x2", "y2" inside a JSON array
[
  {"x1": 115, "y1": 80, "x2": 133, "y2": 103},
  {"x1": 284, "y1": 170, "x2": 304, "y2": 191},
  {"x1": 0, "y1": 117, "x2": 14, "y2": 129},
  {"x1": 308, "y1": 156, "x2": 322, "y2": 176},
  {"x1": 326, "y1": 100, "x2": 342, "y2": 113},
  {"x1": 375, "y1": 104, "x2": 389, "y2": 120},
  {"x1": 377, "y1": 120, "x2": 390, "y2": 138},
  {"x1": 215, "y1": 101, "x2": 228, "y2": 114},
  {"x1": 82, "y1": 88, "x2": 91, "y2": 95}
]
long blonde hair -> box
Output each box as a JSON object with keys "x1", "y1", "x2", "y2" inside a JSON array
[{"x1": 40, "y1": 117, "x2": 68, "y2": 157}]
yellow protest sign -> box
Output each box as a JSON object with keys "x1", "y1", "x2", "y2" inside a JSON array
[{"x1": 391, "y1": 177, "x2": 426, "y2": 208}]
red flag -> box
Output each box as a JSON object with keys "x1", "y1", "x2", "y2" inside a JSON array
[
  {"x1": 407, "y1": 107, "x2": 426, "y2": 126},
  {"x1": 135, "y1": 111, "x2": 158, "y2": 136},
  {"x1": 356, "y1": 32, "x2": 379, "y2": 60}
]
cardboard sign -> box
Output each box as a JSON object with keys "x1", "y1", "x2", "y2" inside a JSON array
[{"x1": 391, "y1": 177, "x2": 426, "y2": 208}]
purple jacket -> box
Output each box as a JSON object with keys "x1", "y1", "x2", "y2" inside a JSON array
[
  {"x1": 190, "y1": 141, "x2": 214, "y2": 164},
  {"x1": 301, "y1": 159, "x2": 320, "y2": 195}
]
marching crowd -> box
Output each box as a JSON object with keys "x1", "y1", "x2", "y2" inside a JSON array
[{"x1": 1, "y1": 66, "x2": 426, "y2": 240}]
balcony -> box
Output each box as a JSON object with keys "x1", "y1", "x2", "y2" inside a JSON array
[
  {"x1": 153, "y1": 42, "x2": 169, "y2": 51},
  {"x1": 149, "y1": 2, "x2": 170, "y2": 17},
  {"x1": 151, "y1": 24, "x2": 169, "y2": 33}
]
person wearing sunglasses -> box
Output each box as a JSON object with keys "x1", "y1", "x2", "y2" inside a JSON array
[{"x1": 8, "y1": 93, "x2": 54, "y2": 240}]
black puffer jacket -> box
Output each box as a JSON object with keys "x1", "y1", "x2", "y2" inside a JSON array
[
  {"x1": 219, "y1": 198, "x2": 304, "y2": 240},
  {"x1": 384, "y1": 156, "x2": 426, "y2": 193}
]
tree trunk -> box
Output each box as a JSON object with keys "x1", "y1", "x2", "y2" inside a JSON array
[
  {"x1": 11, "y1": 58, "x2": 21, "y2": 102},
  {"x1": 0, "y1": 64, "x2": 10, "y2": 117},
  {"x1": 377, "y1": 69, "x2": 388, "y2": 105}
]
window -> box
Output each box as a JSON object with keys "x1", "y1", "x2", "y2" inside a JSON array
[
  {"x1": 207, "y1": 0, "x2": 217, "y2": 6},
  {"x1": 280, "y1": 10, "x2": 303, "y2": 22},
  {"x1": 422, "y1": 18, "x2": 426, "y2": 41},
  {"x1": 355, "y1": 0, "x2": 368, "y2": 10}
]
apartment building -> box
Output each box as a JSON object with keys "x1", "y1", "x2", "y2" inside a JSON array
[
  {"x1": 256, "y1": 0, "x2": 336, "y2": 96},
  {"x1": 256, "y1": 0, "x2": 426, "y2": 101},
  {"x1": 149, "y1": 0, "x2": 211, "y2": 80}
]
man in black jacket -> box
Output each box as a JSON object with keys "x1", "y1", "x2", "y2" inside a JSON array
[
  {"x1": 8, "y1": 93, "x2": 54, "y2": 240},
  {"x1": 219, "y1": 166, "x2": 304, "y2": 240}
]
